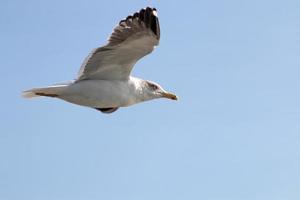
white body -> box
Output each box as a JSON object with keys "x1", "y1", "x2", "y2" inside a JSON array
[
  {"x1": 23, "y1": 77, "x2": 153, "y2": 108},
  {"x1": 60, "y1": 77, "x2": 146, "y2": 108}
]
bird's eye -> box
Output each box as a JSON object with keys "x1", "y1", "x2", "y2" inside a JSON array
[{"x1": 147, "y1": 82, "x2": 158, "y2": 90}]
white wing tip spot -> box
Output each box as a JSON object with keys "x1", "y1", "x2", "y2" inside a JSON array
[{"x1": 152, "y1": 10, "x2": 158, "y2": 17}]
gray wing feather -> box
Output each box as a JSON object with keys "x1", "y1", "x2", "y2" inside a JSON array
[{"x1": 77, "y1": 7, "x2": 160, "y2": 81}]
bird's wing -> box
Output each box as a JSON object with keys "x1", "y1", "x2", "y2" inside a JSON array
[{"x1": 76, "y1": 7, "x2": 160, "y2": 81}]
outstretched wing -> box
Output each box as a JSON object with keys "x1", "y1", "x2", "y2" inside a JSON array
[{"x1": 76, "y1": 7, "x2": 160, "y2": 81}]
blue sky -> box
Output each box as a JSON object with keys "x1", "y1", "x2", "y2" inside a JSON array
[{"x1": 1, "y1": 0, "x2": 300, "y2": 199}]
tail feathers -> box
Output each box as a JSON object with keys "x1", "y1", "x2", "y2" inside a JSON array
[
  {"x1": 22, "y1": 90, "x2": 41, "y2": 98},
  {"x1": 22, "y1": 85, "x2": 67, "y2": 99}
]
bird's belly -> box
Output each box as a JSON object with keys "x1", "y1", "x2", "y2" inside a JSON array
[{"x1": 59, "y1": 80, "x2": 135, "y2": 108}]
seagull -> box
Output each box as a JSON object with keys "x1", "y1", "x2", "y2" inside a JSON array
[{"x1": 22, "y1": 7, "x2": 177, "y2": 114}]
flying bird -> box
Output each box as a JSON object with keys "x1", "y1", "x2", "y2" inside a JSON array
[{"x1": 22, "y1": 7, "x2": 177, "y2": 113}]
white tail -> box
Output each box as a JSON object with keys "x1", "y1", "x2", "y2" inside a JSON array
[{"x1": 22, "y1": 84, "x2": 68, "y2": 98}]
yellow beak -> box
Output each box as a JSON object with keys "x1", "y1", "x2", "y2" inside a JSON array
[{"x1": 161, "y1": 92, "x2": 178, "y2": 100}]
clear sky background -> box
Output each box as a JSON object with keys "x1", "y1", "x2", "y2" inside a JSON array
[{"x1": 1, "y1": 0, "x2": 300, "y2": 199}]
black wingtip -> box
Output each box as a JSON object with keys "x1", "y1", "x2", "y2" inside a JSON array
[
  {"x1": 138, "y1": 8, "x2": 145, "y2": 21},
  {"x1": 95, "y1": 107, "x2": 119, "y2": 114},
  {"x1": 137, "y1": 7, "x2": 160, "y2": 38},
  {"x1": 118, "y1": 7, "x2": 160, "y2": 39},
  {"x1": 126, "y1": 15, "x2": 132, "y2": 21}
]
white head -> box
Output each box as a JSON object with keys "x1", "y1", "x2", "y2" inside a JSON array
[{"x1": 142, "y1": 80, "x2": 177, "y2": 101}]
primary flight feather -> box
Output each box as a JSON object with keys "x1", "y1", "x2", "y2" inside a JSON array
[{"x1": 23, "y1": 7, "x2": 177, "y2": 114}]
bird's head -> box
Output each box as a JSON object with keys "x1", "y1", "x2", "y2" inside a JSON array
[{"x1": 143, "y1": 80, "x2": 177, "y2": 101}]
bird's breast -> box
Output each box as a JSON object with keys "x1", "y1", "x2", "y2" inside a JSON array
[{"x1": 59, "y1": 79, "x2": 140, "y2": 108}]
